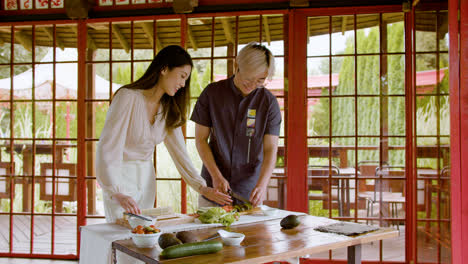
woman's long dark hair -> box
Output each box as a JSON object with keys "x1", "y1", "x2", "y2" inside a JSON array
[{"x1": 118, "y1": 45, "x2": 193, "y2": 130}]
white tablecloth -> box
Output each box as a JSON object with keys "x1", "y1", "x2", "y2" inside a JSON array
[{"x1": 79, "y1": 209, "x2": 338, "y2": 264}]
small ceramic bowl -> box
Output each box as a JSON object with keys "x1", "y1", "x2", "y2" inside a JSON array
[
  {"x1": 127, "y1": 216, "x2": 156, "y2": 229},
  {"x1": 260, "y1": 205, "x2": 279, "y2": 216},
  {"x1": 217, "y1": 230, "x2": 245, "y2": 246},
  {"x1": 131, "y1": 232, "x2": 161, "y2": 248}
]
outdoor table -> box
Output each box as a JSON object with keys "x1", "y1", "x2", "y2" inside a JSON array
[
  {"x1": 2, "y1": 143, "x2": 73, "y2": 211},
  {"x1": 111, "y1": 214, "x2": 398, "y2": 264},
  {"x1": 272, "y1": 167, "x2": 359, "y2": 216}
]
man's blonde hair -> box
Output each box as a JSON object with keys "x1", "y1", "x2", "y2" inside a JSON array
[{"x1": 236, "y1": 42, "x2": 275, "y2": 80}]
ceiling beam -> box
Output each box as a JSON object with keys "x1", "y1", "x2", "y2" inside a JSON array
[
  {"x1": 42, "y1": 27, "x2": 65, "y2": 50},
  {"x1": 87, "y1": 23, "x2": 109, "y2": 31},
  {"x1": 112, "y1": 24, "x2": 130, "y2": 53},
  {"x1": 187, "y1": 25, "x2": 198, "y2": 51},
  {"x1": 341, "y1": 16, "x2": 347, "y2": 35},
  {"x1": 15, "y1": 31, "x2": 32, "y2": 52},
  {"x1": 141, "y1": 22, "x2": 154, "y2": 49},
  {"x1": 141, "y1": 22, "x2": 162, "y2": 52},
  {"x1": 262, "y1": 16, "x2": 271, "y2": 45},
  {"x1": 73, "y1": 27, "x2": 97, "y2": 50},
  {"x1": 221, "y1": 18, "x2": 234, "y2": 44}
]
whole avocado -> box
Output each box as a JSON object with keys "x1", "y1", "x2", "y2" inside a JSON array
[
  {"x1": 280, "y1": 214, "x2": 300, "y2": 229},
  {"x1": 158, "y1": 233, "x2": 183, "y2": 249}
]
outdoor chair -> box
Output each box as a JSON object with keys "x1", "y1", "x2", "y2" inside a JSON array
[
  {"x1": 359, "y1": 165, "x2": 405, "y2": 229},
  {"x1": 0, "y1": 162, "x2": 15, "y2": 199},
  {"x1": 39, "y1": 163, "x2": 77, "y2": 213},
  {"x1": 307, "y1": 165, "x2": 343, "y2": 215}
]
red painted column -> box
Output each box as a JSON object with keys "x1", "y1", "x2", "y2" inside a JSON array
[
  {"x1": 76, "y1": 19, "x2": 87, "y2": 256},
  {"x1": 449, "y1": 0, "x2": 468, "y2": 263},
  {"x1": 286, "y1": 10, "x2": 308, "y2": 212},
  {"x1": 405, "y1": 10, "x2": 416, "y2": 264}
]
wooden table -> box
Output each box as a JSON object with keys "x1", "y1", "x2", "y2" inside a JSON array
[
  {"x1": 3, "y1": 143, "x2": 70, "y2": 212},
  {"x1": 111, "y1": 215, "x2": 398, "y2": 264}
]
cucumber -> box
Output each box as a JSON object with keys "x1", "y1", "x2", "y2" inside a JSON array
[{"x1": 160, "y1": 241, "x2": 223, "y2": 259}]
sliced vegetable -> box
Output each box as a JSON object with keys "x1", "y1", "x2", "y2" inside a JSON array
[
  {"x1": 196, "y1": 207, "x2": 239, "y2": 227},
  {"x1": 160, "y1": 241, "x2": 223, "y2": 259}
]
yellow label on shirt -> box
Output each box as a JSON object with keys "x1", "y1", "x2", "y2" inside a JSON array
[
  {"x1": 247, "y1": 118, "x2": 255, "y2": 128},
  {"x1": 248, "y1": 109, "x2": 256, "y2": 118}
]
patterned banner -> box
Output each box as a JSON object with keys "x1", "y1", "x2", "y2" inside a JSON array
[
  {"x1": 5, "y1": 0, "x2": 18, "y2": 10},
  {"x1": 99, "y1": 0, "x2": 113, "y2": 6},
  {"x1": 35, "y1": 0, "x2": 48, "y2": 8},
  {"x1": 115, "y1": 0, "x2": 129, "y2": 5},
  {"x1": 50, "y1": 0, "x2": 62, "y2": 8}
]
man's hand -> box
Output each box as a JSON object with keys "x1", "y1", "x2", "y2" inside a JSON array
[
  {"x1": 249, "y1": 183, "x2": 268, "y2": 207},
  {"x1": 212, "y1": 176, "x2": 231, "y2": 194},
  {"x1": 112, "y1": 193, "x2": 141, "y2": 215},
  {"x1": 200, "y1": 186, "x2": 233, "y2": 205}
]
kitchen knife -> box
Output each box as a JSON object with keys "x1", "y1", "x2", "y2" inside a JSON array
[
  {"x1": 123, "y1": 212, "x2": 153, "y2": 221},
  {"x1": 228, "y1": 190, "x2": 251, "y2": 206}
]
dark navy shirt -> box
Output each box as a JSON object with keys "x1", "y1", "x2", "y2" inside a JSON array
[{"x1": 190, "y1": 76, "x2": 282, "y2": 199}]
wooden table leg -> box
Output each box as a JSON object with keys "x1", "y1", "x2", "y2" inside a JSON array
[
  {"x1": 112, "y1": 242, "x2": 117, "y2": 264},
  {"x1": 347, "y1": 244, "x2": 361, "y2": 264},
  {"x1": 22, "y1": 149, "x2": 32, "y2": 212}
]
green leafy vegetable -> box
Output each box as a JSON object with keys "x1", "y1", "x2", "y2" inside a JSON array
[{"x1": 196, "y1": 207, "x2": 239, "y2": 227}]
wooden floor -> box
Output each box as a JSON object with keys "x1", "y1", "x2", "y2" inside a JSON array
[{"x1": 0, "y1": 215, "x2": 449, "y2": 263}]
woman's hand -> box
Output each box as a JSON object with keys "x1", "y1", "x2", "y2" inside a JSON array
[
  {"x1": 212, "y1": 175, "x2": 231, "y2": 194},
  {"x1": 112, "y1": 193, "x2": 141, "y2": 215},
  {"x1": 200, "y1": 186, "x2": 232, "y2": 205}
]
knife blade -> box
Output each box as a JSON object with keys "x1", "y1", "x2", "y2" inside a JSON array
[
  {"x1": 123, "y1": 212, "x2": 153, "y2": 221},
  {"x1": 228, "y1": 190, "x2": 251, "y2": 206}
]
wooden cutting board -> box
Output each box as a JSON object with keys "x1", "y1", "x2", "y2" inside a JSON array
[
  {"x1": 116, "y1": 213, "x2": 196, "y2": 229},
  {"x1": 237, "y1": 206, "x2": 262, "y2": 215}
]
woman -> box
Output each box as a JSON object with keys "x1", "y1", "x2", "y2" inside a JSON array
[{"x1": 96, "y1": 45, "x2": 232, "y2": 223}]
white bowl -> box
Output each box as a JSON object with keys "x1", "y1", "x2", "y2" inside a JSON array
[
  {"x1": 127, "y1": 215, "x2": 156, "y2": 229},
  {"x1": 260, "y1": 205, "x2": 279, "y2": 216},
  {"x1": 131, "y1": 232, "x2": 161, "y2": 248},
  {"x1": 217, "y1": 230, "x2": 245, "y2": 246}
]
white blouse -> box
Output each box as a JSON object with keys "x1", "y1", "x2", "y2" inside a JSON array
[{"x1": 96, "y1": 88, "x2": 207, "y2": 197}]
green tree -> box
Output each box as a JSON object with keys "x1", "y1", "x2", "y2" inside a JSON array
[{"x1": 0, "y1": 44, "x2": 48, "y2": 79}]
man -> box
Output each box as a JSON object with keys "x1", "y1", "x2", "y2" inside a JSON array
[{"x1": 191, "y1": 42, "x2": 281, "y2": 207}]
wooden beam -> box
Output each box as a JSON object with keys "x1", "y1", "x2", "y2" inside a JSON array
[
  {"x1": 141, "y1": 22, "x2": 155, "y2": 49},
  {"x1": 73, "y1": 27, "x2": 97, "y2": 50},
  {"x1": 0, "y1": 37, "x2": 4, "y2": 46},
  {"x1": 262, "y1": 16, "x2": 271, "y2": 45},
  {"x1": 140, "y1": 22, "x2": 162, "y2": 51},
  {"x1": 111, "y1": 24, "x2": 130, "y2": 54},
  {"x1": 87, "y1": 23, "x2": 109, "y2": 31},
  {"x1": 187, "y1": 25, "x2": 198, "y2": 51},
  {"x1": 341, "y1": 16, "x2": 347, "y2": 35},
  {"x1": 15, "y1": 31, "x2": 32, "y2": 52},
  {"x1": 221, "y1": 18, "x2": 234, "y2": 44},
  {"x1": 42, "y1": 27, "x2": 65, "y2": 51}
]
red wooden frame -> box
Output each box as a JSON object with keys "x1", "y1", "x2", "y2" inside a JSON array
[
  {"x1": 286, "y1": 9, "x2": 308, "y2": 213},
  {"x1": 449, "y1": 0, "x2": 468, "y2": 263},
  {"x1": 0, "y1": 3, "x2": 465, "y2": 262}
]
